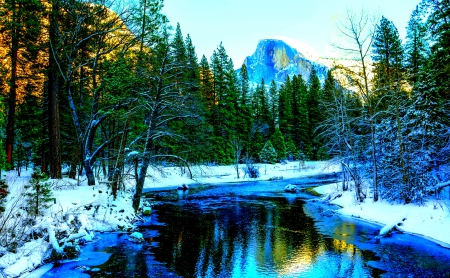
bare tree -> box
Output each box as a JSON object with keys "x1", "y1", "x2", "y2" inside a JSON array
[
  {"x1": 131, "y1": 28, "x2": 200, "y2": 211},
  {"x1": 333, "y1": 9, "x2": 378, "y2": 202},
  {"x1": 50, "y1": 0, "x2": 134, "y2": 185},
  {"x1": 319, "y1": 69, "x2": 363, "y2": 198}
]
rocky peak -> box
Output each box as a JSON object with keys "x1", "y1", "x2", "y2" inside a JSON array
[{"x1": 239, "y1": 39, "x2": 327, "y2": 85}]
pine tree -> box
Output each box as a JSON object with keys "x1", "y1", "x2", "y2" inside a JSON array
[
  {"x1": 0, "y1": 179, "x2": 8, "y2": 213},
  {"x1": 15, "y1": 93, "x2": 45, "y2": 173},
  {"x1": 259, "y1": 140, "x2": 277, "y2": 165},
  {"x1": 372, "y1": 16, "x2": 408, "y2": 201},
  {"x1": 0, "y1": 0, "x2": 45, "y2": 168},
  {"x1": 210, "y1": 43, "x2": 239, "y2": 163},
  {"x1": 423, "y1": 0, "x2": 450, "y2": 100},
  {"x1": 278, "y1": 76, "x2": 293, "y2": 138},
  {"x1": 292, "y1": 74, "x2": 310, "y2": 156},
  {"x1": 285, "y1": 137, "x2": 297, "y2": 161},
  {"x1": 268, "y1": 80, "x2": 278, "y2": 133},
  {"x1": 25, "y1": 170, "x2": 53, "y2": 217},
  {"x1": 372, "y1": 16, "x2": 405, "y2": 92},
  {"x1": 307, "y1": 68, "x2": 322, "y2": 159},
  {"x1": 199, "y1": 55, "x2": 216, "y2": 162},
  {"x1": 404, "y1": 6, "x2": 428, "y2": 85},
  {"x1": 253, "y1": 78, "x2": 270, "y2": 132},
  {"x1": 237, "y1": 63, "x2": 253, "y2": 150},
  {"x1": 270, "y1": 128, "x2": 286, "y2": 161}
]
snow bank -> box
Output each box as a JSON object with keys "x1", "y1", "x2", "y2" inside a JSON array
[{"x1": 314, "y1": 183, "x2": 450, "y2": 247}]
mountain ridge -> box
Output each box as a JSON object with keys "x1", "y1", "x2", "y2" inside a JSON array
[{"x1": 238, "y1": 39, "x2": 327, "y2": 85}]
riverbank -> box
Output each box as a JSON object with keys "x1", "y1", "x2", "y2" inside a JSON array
[
  {"x1": 313, "y1": 182, "x2": 450, "y2": 248},
  {"x1": 0, "y1": 161, "x2": 335, "y2": 277},
  {"x1": 1, "y1": 160, "x2": 449, "y2": 277}
]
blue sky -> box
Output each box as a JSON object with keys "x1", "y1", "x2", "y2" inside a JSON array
[{"x1": 162, "y1": 0, "x2": 421, "y2": 68}]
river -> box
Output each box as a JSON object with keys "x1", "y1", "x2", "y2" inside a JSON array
[{"x1": 41, "y1": 176, "x2": 450, "y2": 277}]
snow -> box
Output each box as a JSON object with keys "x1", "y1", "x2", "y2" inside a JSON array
[
  {"x1": 314, "y1": 182, "x2": 450, "y2": 248},
  {"x1": 1, "y1": 160, "x2": 449, "y2": 277}
]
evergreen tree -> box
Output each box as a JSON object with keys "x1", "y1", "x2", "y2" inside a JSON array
[
  {"x1": 268, "y1": 80, "x2": 278, "y2": 133},
  {"x1": 278, "y1": 76, "x2": 293, "y2": 138},
  {"x1": 372, "y1": 16, "x2": 409, "y2": 200},
  {"x1": 292, "y1": 74, "x2": 310, "y2": 156},
  {"x1": 0, "y1": 95, "x2": 7, "y2": 175},
  {"x1": 372, "y1": 16, "x2": 405, "y2": 92},
  {"x1": 0, "y1": 179, "x2": 7, "y2": 213},
  {"x1": 15, "y1": 92, "x2": 45, "y2": 173},
  {"x1": 307, "y1": 67, "x2": 322, "y2": 159},
  {"x1": 253, "y1": 78, "x2": 270, "y2": 131},
  {"x1": 198, "y1": 55, "x2": 216, "y2": 162},
  {"x1": 24, "y1": 170, "x2": 53, "y2": 217},
  {"x1": 210, "y1": 43, "x2": 239, "y2": 163},
  {"x1": 270, "y1": 128, "x2": 286, "y2": 161},
  {"x1": 285, "y1": 137, "x2": 297, "y2": 161},
  {"x1": 423, "y1": 0, "x2": 450, "y2": 100},
  {"x1": 0, "y1": 0, "x2": 45, "y2": 168},
  {"x1": 259, "y1": 140, "x2": 277, "y2": 165},
  {"x1": 404, "y1": 6, "x2": 428, "y2": 85},
  {"x1": 237, "y1": 63, "x2": 253, "y2": 150}
]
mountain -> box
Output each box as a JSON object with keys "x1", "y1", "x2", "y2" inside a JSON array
[{"x1": 238, "y1": 39, "x2": 327, "y2": 85}]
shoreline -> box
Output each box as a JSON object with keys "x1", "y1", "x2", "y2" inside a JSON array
[
  {"x1": 311, "y1": 182, "x2": 450, "y2": 249},
  {"x1": 1, "y1": 161, "x2": 449, "y2": 277}
]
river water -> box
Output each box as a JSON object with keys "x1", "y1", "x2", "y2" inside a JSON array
[{"x1": 42, "y1": 177, "x2": 450, "y2": 277}]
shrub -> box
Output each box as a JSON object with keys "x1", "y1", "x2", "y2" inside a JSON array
[{"x1": 25, "y1": 170, "x2": 53, "y2": 217}]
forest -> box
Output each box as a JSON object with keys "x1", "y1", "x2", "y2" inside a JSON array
[{"x1": 0, "y1": 0, "x2": 449, "y2": 213}]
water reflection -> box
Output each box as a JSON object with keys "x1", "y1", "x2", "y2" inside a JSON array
[
  {"x1": 43, "y1": 188, "x2": 450, "y2": 277},
  {"x1": 151, "y1": 197, "x2": 376, "y2": 277}
]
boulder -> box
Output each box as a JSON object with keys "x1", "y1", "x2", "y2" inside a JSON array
[
  {"x1": 128, "y1": 232, "x2": 145, "y2": 243},
  {"x1": 269, "y1": 176, "x2": 284, "y2": 181},
  {"x1": 142, "y1": 206, "x2": 152, "y2": 215},
  {"x1": 177, "y1": 184, "x2": 189, "y2": 190},
  {"x1": 284, "y1": 184, "x2": 298, "y2": 193}
]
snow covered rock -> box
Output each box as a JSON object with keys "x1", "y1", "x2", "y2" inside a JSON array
[
  {"x1": 177, "y1": 184, "x2": 189, "y2": 190},
  {"x1": 284, "y1": 184, "x2": 298, "y2": 193},
  {"x1": 269, "y1": 176, "x2": 283, "y2": 181},
  {"x1": 322, "y1": 192, "x2": 342, "y2": 204},
  {"x1": 142, "y1": 206, "x2": 152, "y2": 215},
  {"x1": 128, "y1": 232, "x2": 144, "y2": 243}
]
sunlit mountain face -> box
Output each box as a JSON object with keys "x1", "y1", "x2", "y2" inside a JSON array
[{"x1": 237, "y1": 39, "x2": 327, "y2": 85}]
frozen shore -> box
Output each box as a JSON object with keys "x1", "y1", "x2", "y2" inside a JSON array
[{"x1": 1, "y1": 160, "x2": 449, "y2": 277}]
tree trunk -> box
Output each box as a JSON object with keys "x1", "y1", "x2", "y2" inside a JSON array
[
  {"x1": 370, "y1": 118, "x2": 378, "y2": 201},
  {"x1": 83, "y1": 158, "x2": 96, "y2": 186},
  {"x1": 111, "y1": 119, "x2": 130, "y2": 199},
  {"x1": 133, "y1": 153, "x2": 150, "y2": 212},
  {"x1": 5, "y1": 2, "x2": 18, "y2": 169},
  {"x1": 48, "y1": 4, "x2": 62, "y2": 178},
  {"x1": 133, "y1": 126, "x2": 153, "y2": 211}
]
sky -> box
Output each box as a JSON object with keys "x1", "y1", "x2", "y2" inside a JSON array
[{"x1": 162, "y1": 0, "x2": 421, "y2": 68}]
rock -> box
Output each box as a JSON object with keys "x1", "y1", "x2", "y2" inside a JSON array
[
  {"x1": 142, "y1": 206, "x2": 152, "y2": 215},
  {"x1": 322, "y1": 192, "x2": 342, "y2": 204},
  {"x1": 128, "y1": 232, "x2": 145, "y2": 243},
  {"x1": 177, "y1": 184, "x2": 189, "y2": 190},
  {"x1": 237, "y1": 39, "x2": 328, "y2": 85},
  {"x1": 284, "y1": 184, "x2": 298, "y2": 193},
  {"x1": 269, "y1": 176, "x2": 283, "y2": 181}
]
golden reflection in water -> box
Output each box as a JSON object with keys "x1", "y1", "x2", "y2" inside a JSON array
[{"x1": 275, "y1": 221, "x2": 359, "y2": 277}]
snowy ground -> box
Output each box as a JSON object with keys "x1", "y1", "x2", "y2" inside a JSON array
[
  {"x1": 1, "y1": 160, "x2": 449, "y2": 277},
  {"x1": 314, "y1": 182, "x2": 450, "y2": 248}
]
